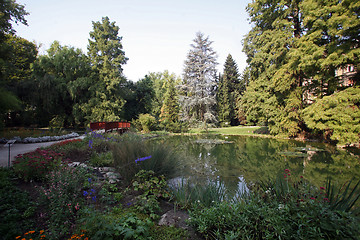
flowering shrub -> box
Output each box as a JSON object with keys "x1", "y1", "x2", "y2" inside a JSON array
[
  {"x1": 13, "y1": 148, "x2": 63, "y2": 181},
  {"x1": 39, "y1": 166, "x2": 89, "y2": 239}
]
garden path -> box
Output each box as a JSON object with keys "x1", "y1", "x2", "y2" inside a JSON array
[{"x1": 0, "y1": 136, "x2": 85, "y2": 167}]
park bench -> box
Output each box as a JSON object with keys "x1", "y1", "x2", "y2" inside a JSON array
[{"x1": 90, "y1": 121, "x2": 130, "y2": 134}]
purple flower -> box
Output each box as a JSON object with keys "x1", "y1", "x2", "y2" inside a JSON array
[
  {"x1": 92, "y1": 196, "x2": 96, "y2": 202},
  {"x1": 89, "y1": 139, "x2": 93, "y2": 149},
  {"x1": 83, "y1": 191, "x2": 88, "y2": 196},
  {"x1": 135, "y1": 155, "x2": 152, "y2": 163},
  {"x1": 88, "y1": 178, "x2": 92, "y2": 183}
]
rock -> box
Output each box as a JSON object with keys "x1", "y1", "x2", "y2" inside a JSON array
[
  {"x1": 99, "y1": 167, "x2": 116, "y2": 173},
  {"x1": 105, "y1": 172, "x2": 121, "y2": 179},
  {"x1": 68, "y1": 162, "x2": 81, "y2": 167},
  {"x1": 158, "y1": 210, "x2": 190, "y2": 229}
]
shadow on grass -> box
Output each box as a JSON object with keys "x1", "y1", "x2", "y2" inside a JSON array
[{"x1": 253, "y1": 126, "x2": 269, "y2": 134}]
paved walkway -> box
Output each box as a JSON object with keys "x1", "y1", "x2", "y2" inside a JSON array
[{"x1": 0, "y1": 136, "x2": 85, "y2": 167}]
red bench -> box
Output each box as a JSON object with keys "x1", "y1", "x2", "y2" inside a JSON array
[{"x1": 90, "y1": 122, "x2": 130, "y2": 133}]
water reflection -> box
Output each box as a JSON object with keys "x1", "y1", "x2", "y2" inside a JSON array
[{"x1": 157, "y1": 135, "x2": 360, "y2": 194}]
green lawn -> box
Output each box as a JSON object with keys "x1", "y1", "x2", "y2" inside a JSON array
[{"x1": 188, "y1": 126, "x2": 269, "y2": 135}]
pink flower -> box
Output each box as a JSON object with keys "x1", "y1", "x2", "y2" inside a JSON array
[
  {"x1": 320, "y1": 187, "x2": 325, "y2": 190},
  {"x1": 285, "y1": 169, "x2": 290, "y2": 173},
  {"x1": 310, "y1": 197, "x2": 316, "y2": 200}
]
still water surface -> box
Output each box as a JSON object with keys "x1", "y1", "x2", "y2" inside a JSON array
[{"x1": 154, "y1": 135, "x2": 360, "y2": 193}]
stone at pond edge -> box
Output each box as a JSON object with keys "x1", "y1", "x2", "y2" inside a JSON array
[{"x1": 158, "y1": 210, "x2": 190, "y2": 229}]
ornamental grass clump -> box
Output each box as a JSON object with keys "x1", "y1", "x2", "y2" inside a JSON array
[
  {"x1": 13, "y1": 148, "x2": 63, "y2": 181},
  {"x1": 171, "y1": 178, "x2": 228, "y2": 209},
  {"x1": 111, "y1": 137, "x2": 180, "y2": 183}
]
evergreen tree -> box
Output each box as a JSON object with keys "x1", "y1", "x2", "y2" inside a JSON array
[
  {"x1": 217, "y1": 73, "x2": 231, "y2": 126},
  {"x1": 242, "y1": 0, "x2": 359, "y2": 138},
  {"x1": 303, "y1": 87, "x2": 360, "y2": 146},
  {"x1": 179, "y1": 32, "x2": 218, "y2": 126},
  {"x1": 218, "y1": 54, "x2": 241, "y2": 126},
  {"x1": 148, "y1": 70, "x2": 181, "y2": 119},
  {"x1": 242, "y1": 0, "x2": 306, "y2": 136},
  {"x1": 84, "y1": 16, "x2": 128, "y2": 122},
  {"x1": 159, "y1": 79, "x2": 180, "y2": 131}
]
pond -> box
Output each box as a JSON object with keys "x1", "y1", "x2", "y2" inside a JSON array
[{"x1": 153, "y1": 135, "x2": 360, "y2": 194}]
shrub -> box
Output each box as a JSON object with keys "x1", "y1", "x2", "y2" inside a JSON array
[
  {"x1": 78, "y1": 208, "x2": 153, "y2": 240},
  {"x1": 89, "y1": 151, "x2": 113, "y2": 167},
  {"x1": 0, "y1": 168, "x2": 35, "y2": 239},
  {"x1": 12, "y1": 148, "x2": 63, "y2": 181},
  {"x1": 138, "y1": 113, "x2": 157, "y2": 133},
  {"x1": 39, "y1": 166, "x2": 89, "y2": 239},
  {"x1": 128, "y1": 170, "x2": 171, "y2": 218}
]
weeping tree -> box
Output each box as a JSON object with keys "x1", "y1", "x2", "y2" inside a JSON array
[{"x1": 178, "y1": 32, "x2": 218, "y2": 127}]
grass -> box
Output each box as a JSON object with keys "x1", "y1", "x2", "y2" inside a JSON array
[{"x1": 188, "y1": 126, "x2": 269, "y2": 135}]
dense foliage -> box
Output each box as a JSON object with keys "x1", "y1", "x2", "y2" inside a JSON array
[
  {"x1": 303, "y1": 87, "x2": 360, "y2": 146},
  {"x1": 239, "y1": 0, "x2": 359, "y2": 144}
]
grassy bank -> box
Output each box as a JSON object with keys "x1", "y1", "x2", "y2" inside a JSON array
[{"x1": 188, "y1": 126, "x2": 269, "y2": 135}]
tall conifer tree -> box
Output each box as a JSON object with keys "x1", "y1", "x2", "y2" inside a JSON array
[
  {"x1": 179, "y1": 32, "x2": 218, "y2": 125},
  {"x1": 218, "y1": 54, "x2": 241, "y2": 126},
  {"x1": 85, "y1": 16, "x2": 128, "y2": 122},
  {"x1": 160, "y1": 79, "x2": 180, "y2": 128}
]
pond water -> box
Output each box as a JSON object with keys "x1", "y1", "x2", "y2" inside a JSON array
[{"x1": 153, "y1": 135, "x2": 360, "y2": 193}]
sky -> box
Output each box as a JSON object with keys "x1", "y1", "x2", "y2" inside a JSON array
[{"x1": 14, "y1": 0, "x2": 252, "y2": 82}]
